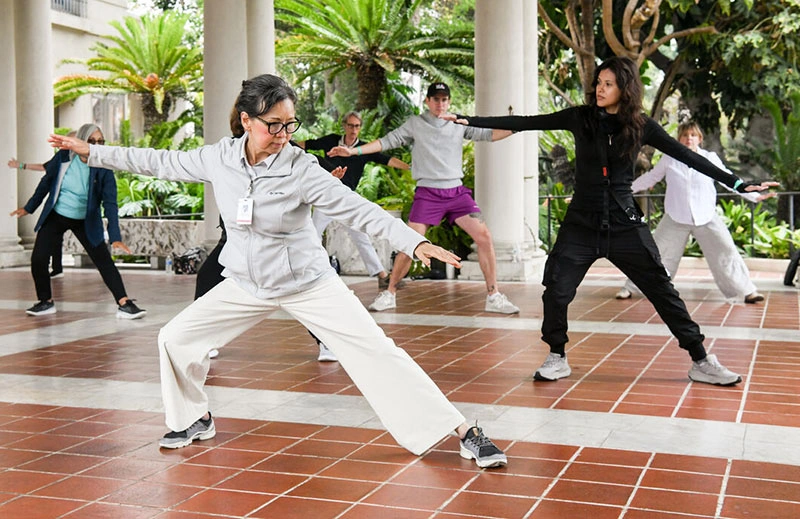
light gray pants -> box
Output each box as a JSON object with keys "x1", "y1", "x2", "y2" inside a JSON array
[
  {"x1": 158, "y1": 275, "x2": 465, "y2": 455},
  {"x1": 313, "y1": 210, "x2": 385, "y2": 277},
  {"x1": 624, "y1": 213, "x2": 757, "y2": 299}
]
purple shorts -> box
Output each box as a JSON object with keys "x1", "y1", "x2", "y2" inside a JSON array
[{"x1": 408, "y1": 186, "x2": 481, "y2": 225}]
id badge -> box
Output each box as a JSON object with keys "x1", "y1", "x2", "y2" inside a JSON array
[{"x1": 237, "y1": 197, "x2": 254, "y2": 225}]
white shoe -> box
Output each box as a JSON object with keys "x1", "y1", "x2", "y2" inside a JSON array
[
  {"x1": 368, "y1": 290, "x2": 396, "y2": 312},
  {"x1": 688, "y1": 354, "x2": 742, "y2": 386},
  {"x1": 534, "y1": 353, "x2": 572, "y2": 381},
  {"x1": 615, "y1": 288, "x2": 632, "y2": 299},
  {"x1": 485, "y1": 293, "x2": 519, "y2": 314},
  {"x1": 317, "y1": 342, "x2": 338, "y2": 362},
  {"x1": 208, "y1": 349, "x2": 219, "y2": 359}
]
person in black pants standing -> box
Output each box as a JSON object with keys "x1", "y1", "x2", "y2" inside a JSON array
[{"x1": 445, "y1": 56, "x2": 777, "y2": 386}]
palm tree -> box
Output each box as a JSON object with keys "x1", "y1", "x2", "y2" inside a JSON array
[
  {"x1": 53, "y1": 12, "x2": 203, "y2": 132},
  {"x1": 275, "y1": 0, "x2": 475, "y2": 110}
]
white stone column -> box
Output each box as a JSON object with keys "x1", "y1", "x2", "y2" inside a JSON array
[
  {"x1": 203, "y1": 0, "x2": 248, "y2": 246},
  {"x1": 465, "y1": 0, "x2": 540, "y2": 281},
  {"x1": 246, "y1": 0, "x2": 276, "y2": 75},
  {"x1": 0, "y1": 0, "x2": 27, "y2": 267},
  {"x1": 14, "y1": 0, "x2": 54, "y2": 248},
  {"x1": 523, "y1": 0, "x2": 547, "y2": 265}
]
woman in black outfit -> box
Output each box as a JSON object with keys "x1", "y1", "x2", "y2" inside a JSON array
[{"x1": 447, "y1": 56, "x2": 776, "y2": 386}]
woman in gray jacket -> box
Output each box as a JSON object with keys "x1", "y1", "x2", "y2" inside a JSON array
[{"x1": 49, "y1": 74, "x2": 507, "y2": 468}]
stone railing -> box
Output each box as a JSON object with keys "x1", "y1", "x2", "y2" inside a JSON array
[{"x1": 63, "y1": 219, "x2": 205, "y2": 269}]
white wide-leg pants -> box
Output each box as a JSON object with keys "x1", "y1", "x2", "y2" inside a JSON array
[
  {"x1": 313, "y1": 210, "x2": 385, "y2": 277},
  {"x1": 624, "y1": 213, "x2": 756, "y2": 299},
  {"x1": 158, "y1": 275, "x2": 465, "y2": 455}
]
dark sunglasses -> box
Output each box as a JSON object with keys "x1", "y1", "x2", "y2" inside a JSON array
[{"x1": 87, "y1": 138, "x2": 106, "y2": 145}]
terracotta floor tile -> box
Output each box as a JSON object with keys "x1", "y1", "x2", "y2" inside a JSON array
[
  {"x1": 216, "y1": 470, "x2": 307, "y2": 493},
  {"x1": 650, "y1": 453, "x2": 728, "y2": 475},
  {"x1": 62, "y1": 502, "x2": 162, "y2": 518},
  {"x1": 288, "y1": 476, "x2": 379, "y2": 501},
  {"x1": 528, "y1": 500, "x2": 623, "y2": 519},
  {"x1": 640, "y1": 468, "x2": 723, "y2": 494},
  {"x1": 250, "y1": 496, "x2": 351, "y2": 519},
  {"x1": 0, "y1": 495, "x2": 85, "y2": 519},
  {"x1": 0, "y1": 470, "x2": 64, "y2": 494},
  {"x1": 319, "y1": 459, "x2": 406, "y2": 482},
  {"x1": 341, "y1": 504, "x2": 432, "y2": 518},
  {"x1": 19, "y1": 453, "x2": 106, "y2": 474},
  {"x1": 390, "y1": 465, "x2": 477, "y2": 490},
  {"x1": 562, "y1": 462, "x2": 643, "y2": 486},
  {"x1": 0, "y1": 448, "x2": 48, "y2": 469},
  {"x1": 721, "y1": 496, "x2": 800, "y2": 518},
  {"x1": 101, "y1": 480, "x2": 200, "y2": 508},
  {"x1": 630, "y1": 488, "x2": 718, "y2": 516},
  {"x1": 251, "y1": 453, "x2": 338, "y2": 475},
  {"x1": 466, "y1": 472, "x2": 551, "y2": 497},
  {"x1": 346, "y1": 444, "x2": 419, "y2": 464},
  {"x1": 83, "y1": 457, "x2": 174, "y2": 480},
  {"x1": 212, "y1": 433, "x2": 298, "y2": 453},
  {"x1": 185, "y1": 447, "x2": 269, "y2": 469},
  {"x1": 64, "y1": 437, "x2": 149, "y2": 457},
  {"x1": 622, "y1": 510, "x2": 713, "y2": 519},
  {"x1": 547, "y1": 479, "x2": 634, "y2": 506},
  {"x1": 33, "y1": 474, "x2": 132, "y2": 500},
  {"x1": 443, "y1": 491, "x2": 536, "y2": 518},
  {"x1": 283, "y1": 438, "x2": 362, "y2": 459},
  {"x1": 730, "y1": 460, "x2": 800, "y2": 482},
  {"x1": 144, "y1": 463, "x2": 237, "y2": 488},
  {"x1": 725, "y1": 476, "x2": 800, "y2": 502},
  {"x1": 505, "y1": 442, "x2": 578, "y2": 461},
  {"x1": 175, "y1": 488, "x2": 275, "y2": 516},
  {"x1": 363, "y1": 483, "x2": 454, "y2": 510}
]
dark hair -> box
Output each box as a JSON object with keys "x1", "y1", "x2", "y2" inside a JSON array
[
  {"x1": 587, "y1": 56, "x2": 645, "y2": 160},
  {"x1": 233, "y1": 74, "x2": 298, "y2": 134}
]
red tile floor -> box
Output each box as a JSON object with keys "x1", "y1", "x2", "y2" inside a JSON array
[{"x1": 0, "y1": 262, "x2": 799, "y2": 518}]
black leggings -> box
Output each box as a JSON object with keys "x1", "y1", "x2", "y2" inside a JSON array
[{"x1": 32, "y1": 212, "x2": 128, "y2": 303}]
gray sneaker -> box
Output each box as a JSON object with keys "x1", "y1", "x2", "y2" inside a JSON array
[
  {"x1": 485, "y1": 293, "x2": 519, "y2": 314},
  {"x1": 534, "y1": 352, "x2": 572, "y2": 381},
  {"x1": 688, "y1": 354, "x2": 742, "y2": 386},
  {"x1": 459, "y1": 425, "x2": 507, "y2": 468},
  {"x1": 159, "y1": 413, "x2": 216, "y2": 449}
]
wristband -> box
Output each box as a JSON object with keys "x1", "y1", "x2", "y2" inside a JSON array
[
  {"x1": 357, "y1": 147, "x2": 362, "y2": 156},
  {"x1": 18, "y1": 163, "x2": 24, "y2": 170},
  {"x1": 733, "y1": 179, "x2": 743, "y2": 191}
]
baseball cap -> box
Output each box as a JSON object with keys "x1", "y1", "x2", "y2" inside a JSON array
[{"x1": 426, "y1": 82, "x2": 451, "y2": 98}]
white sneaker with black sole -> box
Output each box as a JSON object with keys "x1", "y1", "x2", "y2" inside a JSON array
[
  {"x1": 534, "y1": 352, "x2": 572, "y2": 381},
  {"x1": 688, "y1": 354, "x2": 742, "y2": 386},
  {"x1": 459, "y1": 425, "x2": 507, "y2": 468},
  {"x1": 615, "y1": 288, "x2": 632, "y2": 299},
  {"x1": 159, "y1": 413, "x2": 216, "y2": 449}
]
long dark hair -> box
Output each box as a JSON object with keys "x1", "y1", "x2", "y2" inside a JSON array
[
  {"x1": 586, "y1": 56, "x2": 645, "y2": 161},
  {"x1": 232, "y1": 74, "x2": 298, "y2": 136}
]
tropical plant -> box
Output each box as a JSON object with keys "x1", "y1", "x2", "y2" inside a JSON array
[
  {"x1": 53, "y1": 12, "x2": 203, "y2": 132},
  {"x1": 275, "y1": 0, "x2": 475, "y2": 109}
]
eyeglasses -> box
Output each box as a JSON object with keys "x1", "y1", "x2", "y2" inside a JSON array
[
  {"x1": 253, "y1": 115, "x2": 302, "y2": 135},
  {"x1": 345, "y1": 123, "x2": 361, "y2": 129},
  {"x1": 87, "y1": 138, "x2": 105, "y2": 145}
]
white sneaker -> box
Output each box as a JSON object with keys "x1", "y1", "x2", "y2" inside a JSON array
[
  {"x1": 534, "y1": 353, "x2": 572, "y2": 381},
  {"x1": 208, "y1": 349, "x2": 219, "y2": 359},
  {"x1": 317, "y1": 342, "x2": 338, "y2": 362},
  {"x1": 688, "y1": 354, "x2": 742, "y2": 386},
  {"x1": 368, "y1": 290, "x2": 396, "y2": 312},
  {"x1": 485, "y1": 293, "x2": 519, "y2": 314},
  {"x1": 615, "y1": 288, "x2": 632, "y2": 299}
]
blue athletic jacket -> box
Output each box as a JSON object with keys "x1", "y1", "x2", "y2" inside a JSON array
[{"x1": 23, "y1": 149, "x2": 122, "y2": 247}]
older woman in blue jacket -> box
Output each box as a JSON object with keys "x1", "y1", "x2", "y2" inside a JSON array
[{"x1": 11, "y1": 123, "x2": 145, "y2": 319}]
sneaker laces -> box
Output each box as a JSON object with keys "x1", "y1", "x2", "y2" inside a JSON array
[{"x1": 541, "y1": 354, "x2": 563, "y2": 368}]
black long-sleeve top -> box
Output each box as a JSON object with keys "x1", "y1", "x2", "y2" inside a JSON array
[{"x1": 462, "y1": 106, "x2": 742, "y2": 229}]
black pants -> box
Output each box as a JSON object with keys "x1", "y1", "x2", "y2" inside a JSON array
[
  {"x1": 541, "y1": 220, "x2": 706, "y2": 361},
  {"x1": 32, "y1": 212, "x2": 128, "y2": 303},
  {"x1": 51, "y1": 233, "x2": 63, "y2": 272}
]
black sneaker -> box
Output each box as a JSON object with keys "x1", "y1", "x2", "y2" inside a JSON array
[
  {"x1": 159, "y1": 413, "x2": 216, "y2": 449},
  {"x1": 26, "y1": 300, "x2": 56, "y2": 316},
  {"x1": 459, "y1": 425, "x2": 507, "y2": 468},
  {"x1": 117, "y1": 300, "x2": 146, "y2": 320},
  {"x1": 50, "y1": 270, "x2": 64, "y2": 279}
]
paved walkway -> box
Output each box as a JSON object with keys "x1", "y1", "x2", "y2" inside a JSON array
[{"x1": 0, "y1": 263, "x2": 798, "y2": 518}]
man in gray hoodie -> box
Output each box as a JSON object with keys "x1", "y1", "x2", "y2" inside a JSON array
[{"x1": 329, "y1": 82, "x2": 519, "y2": 314}]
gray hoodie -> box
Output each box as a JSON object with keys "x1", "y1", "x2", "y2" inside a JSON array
[
  {"x1": 378, "y1": 111, "x2": 493, "y2": 188},
  {"x1": 89, "y1": 136, "x2": 425, "y2": 299}
]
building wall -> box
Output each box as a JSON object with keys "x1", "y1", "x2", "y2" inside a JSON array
[{"x1": 50, "y1": 0, "x2": 129, "y2": 138}]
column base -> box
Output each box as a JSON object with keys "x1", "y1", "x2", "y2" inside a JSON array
[
  {"x1": 0, "y1": 249, "x2": 30, "y2": 268},
  {"x1": 458, "y1": 242, "x2": 547, "y2": 282}
]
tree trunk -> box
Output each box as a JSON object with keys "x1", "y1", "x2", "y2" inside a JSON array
[
  {"x1": 356, "y1": 63, "x2": 386, "y2": 110},
  {"x1": 141, "y1": 93, "x2": 172, "y2": 133}
]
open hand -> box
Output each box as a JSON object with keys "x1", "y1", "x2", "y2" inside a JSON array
[
  {"x1": 111, "y1": 241, "x2": 132, "y2": 254},
  {"x1": 413, "y1": 242, "x2": 461, "y2": 268},
  {"x1": 331, "y1": 166, "x2": 347, "y2": 179},
  {"x1": 10, "y1": 208, "x2": 28, "y2": 218},
  {"x1": 48, "y1": 134, "x2": 90, "y2": 159},
  {"x1": 327, "y1": 146, "x2": 353, "y2": 158},
  {"x1": 438, "y1": 113, "x2": 468, "y2": 125}
]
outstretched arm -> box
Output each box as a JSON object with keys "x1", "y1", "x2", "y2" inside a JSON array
[{"x1": 328, "y1": 139, "x2": 382, "y2": 158}]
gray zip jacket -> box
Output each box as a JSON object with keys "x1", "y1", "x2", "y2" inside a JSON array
[
  {"x1": 378, "y1": 111, "x2": 493, "y2": 188},
  {"x1": 89, "y1": 136, "x2": 426, "y2": 299}
]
